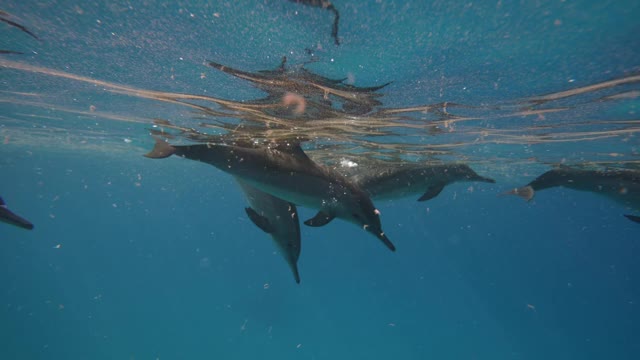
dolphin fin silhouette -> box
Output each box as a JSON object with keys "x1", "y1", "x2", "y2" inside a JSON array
[
  {"x1": 0, "y1": 197, "x2": 34, "y2": 230},
  {"x1": 624, "y1": 214, "x2": 640, "y2": 224},
  {"x1": 144, "y1": 138, "x2": 176, "y2": 159},
  {"x1": 504, "y1": 185, "x2": 535, "y2": 201},
  {"x1": 304, "y1": 211, "x2": 335, "y2": 227},
  {"x1": 418, "y1": 184, "x2": 445, "y2": 202},
  {"x1": 245, "y1": 207, "x2": 276, "y2": 234}
]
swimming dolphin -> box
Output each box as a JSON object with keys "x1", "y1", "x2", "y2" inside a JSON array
[
  {"x1": 145, "y1": 139, "x2": 394, "y2": 251},
  {"x1": 238, "y1": 180, "x2": 302, "y2": 283},
  {"x1": 343, "y1": 162, "x2": 496, "y2": 201},
  {"x1": 0, "y1": 197, "x2": 34, "y2": 230},
  {"x1": 507, "y1": 166, "x2": 640, "y2": 223}
]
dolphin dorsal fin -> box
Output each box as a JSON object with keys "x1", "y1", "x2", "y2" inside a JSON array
[
  {"x1": 624, "y1": 214, "x2": 640, "y2": 224},
  {"x1": 270, "y1": 141, "x2": 310, "y2": 160}
]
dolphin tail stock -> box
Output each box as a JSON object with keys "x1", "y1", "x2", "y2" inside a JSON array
[
  {"x1": 502, "y1": 185, "x2": 535, "y2": 201},
  {"x1": 624, "y1": 214, "x2": 640, "y2": 224},
  {"x1": 0, "y1": 197, "x2": 34, "y2": 230},
  {"x1": 144, "y1": 138, "x2": 176, "y2": 159}
]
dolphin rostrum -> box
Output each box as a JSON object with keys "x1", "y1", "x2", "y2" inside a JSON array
[
  {"x1": 507, "y1": 166, "x2": 640, "y2": 223},
  {"x1": 238, "y1": 180, "x2": 302, "y2": 283},
  {"x1": 145, "y1": 139, "x2": 395, "y2": 251},
  {"x1": 0, "y1": 197, "x2": 34, "y2": 230}
]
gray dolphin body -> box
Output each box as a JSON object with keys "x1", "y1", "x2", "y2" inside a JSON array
[
  {"x1": 0, "y1": 197, "x2": 34, "y2": 230},
  {"x1": 145, "y1": 139, "x2": 394, "y2": 251},
  {"x1": 347, "y1": 163, "x2": 496, "y2": 202},
  {"x1": 238, "y1": 180, "x2": 302, "y2": 283},
  {"x1": 508, "y1": 166, "x2": 640, "y2": 223}
]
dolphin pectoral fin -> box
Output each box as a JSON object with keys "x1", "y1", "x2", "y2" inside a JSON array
[
  {"x1": 245, "y1": 207, "x2": 276, "y2": 234},
  {"x1": 303, "y1": 211, "x2": 335, "y2": 227},
  {"x1": 378, "y1": 232, "x2": 396, "y2": 252},
  {"x1": 624, "y1": 214, "x2": 640, "y2": 224},
  {"x1": 144, "y1": 138, "x2": 176, "y2": 159},
  {"x1": 418, "y1": 184, "x2": 445, "y2": 202}
]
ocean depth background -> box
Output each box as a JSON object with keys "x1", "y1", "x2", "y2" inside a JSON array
[{"x1": 1, "y1": 1, "x2": 639, "y2": 359}]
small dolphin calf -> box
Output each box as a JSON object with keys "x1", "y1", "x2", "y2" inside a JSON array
[
  {"x1": 0, "y1": 197, "x2": 34, "y2": 230},
  {"x1": 238, "y1": 180, "x2": 302, "y2": 283},
  {"x1": 145, "y1": 139, "x2": 394, "y2": 251},
  {"x1": 507, "y1": 166, "x2": 640, "y2": 223}
]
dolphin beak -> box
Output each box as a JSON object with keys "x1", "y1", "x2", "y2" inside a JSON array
[{"x1": 378, "y1": 232, "x2": 396, "y2": 252}]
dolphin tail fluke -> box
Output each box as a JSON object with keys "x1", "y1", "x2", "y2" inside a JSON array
[
  {"x1": 503, "y1": 185, "x2": 535, "y2": 201},
  {"x1": 624, "y1": 214, "x2": 640, "y2": 224},
  {"x1": 378, "y1": 233, "x2": 396, "y2": 252},
  {"x1": 144, "y1": 138, "x2": 176, "y2": 159}
]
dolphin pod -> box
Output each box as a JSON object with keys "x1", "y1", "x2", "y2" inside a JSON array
[
  {"x1": 145, "y1": 138, "x2": 498, "y2": 282},
  {"x1": 144, "y1": 138, "x2": 394, "y2": 248},
  {"x1": 507, "y1": 165, "x2": 640, "y2": 223},
  {"x1": 0, "y1": 197, "x2": 34, "y2": 230}
]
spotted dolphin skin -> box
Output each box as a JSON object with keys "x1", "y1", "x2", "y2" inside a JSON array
[
  {"x1": 145, "y1": 139, "x2": 394, "y2": 251},
  {"x1": 507, "y1": 166, "x2": 640, "y2": 223},
  {"x1": 238, "y1": 180, "x2": 302, "y2": 283},
  {"x1": 0, "y1": 197, "x2": 34, "y2": 230}
]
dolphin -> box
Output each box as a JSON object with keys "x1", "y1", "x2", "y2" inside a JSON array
[
  {"x1": 145, "y1": 139, "x2": 394, "y2": 251},
  {"x1": 507, "y1": 166, "x2": 640, "y2": 223},
  {"x1": 238, "y1": 180, "x2": 302, "y2": 283},
  {"x1": 344, "y1": 162, "x2": 496, "y2": 202},
  {"x1": 0, "y1": 197, "x2": 34, "y2": 230}
]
